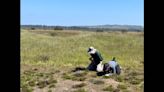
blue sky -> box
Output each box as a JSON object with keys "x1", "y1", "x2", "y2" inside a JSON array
[{"x1": 21, "y1": 0, "x2": 144, "y2": 26}]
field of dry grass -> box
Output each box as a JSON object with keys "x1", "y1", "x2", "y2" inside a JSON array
[{"x1": 21, "y1": 29, "x2": 144, "y2": 92}]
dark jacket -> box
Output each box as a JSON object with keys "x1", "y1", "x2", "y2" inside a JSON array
[{"x1": 90, "y1": 51, "x2": 103, "y2": 65}]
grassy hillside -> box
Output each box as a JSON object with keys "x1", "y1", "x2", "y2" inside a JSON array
[{"x1": 21, "y1": 29, "x2": 144, "y2": 92}]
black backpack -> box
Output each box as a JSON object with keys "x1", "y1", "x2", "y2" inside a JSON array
[
  {"x1": 115, "y1": 64, "x2": 121, "y2": 75},
  {"x1": 103, "y1": 63, "x2": 113, "y2": 74}
]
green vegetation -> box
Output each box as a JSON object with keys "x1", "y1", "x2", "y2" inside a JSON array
[
  {"x1": 21, "y1": 30, "x2": 143, "y2": 68},
  {"x1": 62, "y1": 73, "x2": 86, "y2": 81},
  {"x1": 72, "y1": 88, "x2": 87, "y2": 92},
  {"x1": 117, "y1": 84, "x2": 127, "y2": 89},
  {"x1": 72, "y1": 83, "x2": 87, "y2": 88},
  {"x1": 89, "y1": 79, "x2": 105, "y2": 85},
  {"x1": 21, "y1": 29, "x2": 144, "y2": 92},
  {"x1": 103, "y1": 85, "x2": 114, "y2": 91}
]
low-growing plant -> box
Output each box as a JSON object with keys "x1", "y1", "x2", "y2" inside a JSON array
[
  {"x1": 103, "y1": 85, "x2": 114, "y2": 91},
  {"x1": 72, "y1": 83, "x2": 87, "y2": 88}
]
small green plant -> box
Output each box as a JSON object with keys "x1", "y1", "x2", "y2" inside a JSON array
[
  {"x1": 103, "y1": 85, "x2": 114, "y2": 91},
  {"x1": 50, "y1": 79, "x2": 57, "y2": 84},
  {"x1": 46, "y1": 78, "x2": 57, "y2": 84},
  {"x1": 62, "y1": 73, "x2": 86, "y2": 81},
  {"x1": 23, "y1": 70, "x2": 35, "y2": 76},
  {"x1": 49, "y1": 84, "x2": 56, "y2": 88},
  {"x1": 113, "y1": 88, "x2": 120, "y2": 92},
  {"x1": 73, "y1": 71, "x2": 87, "y2": 77},
  {"x1": 36, "y1": 80, "x2": 47, "y2": 88},
  {"x1": 140, "y1": 61, "x2": 144, "y2": 64},
  {"x1": 124, "y1": 73, "x2": 143, "y2": 85},
  {"x1": 54, "y1": 70, "x2": 60, "y2": 73},
  {"x1": 89, "y1": 79, "x2": 104, "y2": 85},
  {"x1": 129, "y1": 79, "x2": 141, "y2": 85},
  {"x1": 48, "y1": 89, "x2": 52, "y2": 92},
  {"x1": 36, "y1": 73, "x2": 44, "y2": 77},
  {"x1": 122, "y1": 89, "x2": 130, "y2": 92},
  {"x1": 38, "y1": 54, "x2": 49, "y2": 62},
  {"x1": 21, "y1": 86, "x2": 33, "y2": 92},
  {"x1": 28, "y1": 81, "x2": 35, "y2": 87},
  {"x1": 32, "y1": 68, "x2": 38, "y2": 71},
  {"x1": 72, "y1": 83, "x2": 87, "y2": 88},
  {"x1": 115, "y1": 75, "x2": 124, "y2": 82},
  {"x1": 62, "y1": 74, "x2": 73, "y2": 80},
  {"x1": 130, "y1": 71, "x2": 138, "y2": 76},
  {"x1": 72, "y1": 88, "x2": 87, "y2": 92},
  {"x1": 72, "y1": 77, "x2": 86, "y2": 81},
  {"x1": 117, "y1": 84, "x2": 127, "y2": 90}
]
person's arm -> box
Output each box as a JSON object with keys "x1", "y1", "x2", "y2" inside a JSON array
[
  {"x1": 89, "y1": 54, "x2": 93, "y2": 61},
  {"x1": 113, "y1": 66, "x2": 116, "y2": 74},
  {"x1": 89, "y1": 57, "x2": 92, "y2": 60}
]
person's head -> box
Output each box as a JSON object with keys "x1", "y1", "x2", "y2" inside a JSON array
[
  {"x1": 87, "y1": 46, "x2": 97, "y2": 54},
  {"x1": 112, "y1": 57, "x2": 116, "y2": 61}
]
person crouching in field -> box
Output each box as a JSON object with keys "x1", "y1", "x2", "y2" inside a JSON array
[
  {"x1": 87, "y1": 47, "x2": 103, "y2": 71},
  {"x1": 97, "y1": 57, "x2": 121, "y2": 76}
]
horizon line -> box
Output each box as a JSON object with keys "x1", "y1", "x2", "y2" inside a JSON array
[{"x1": 21, "y1": 24, "x2": 144, "y2": 27}]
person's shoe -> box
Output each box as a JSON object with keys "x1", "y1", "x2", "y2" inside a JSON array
[{"x1": 105, "y1": 73, "x2": 113, "y2": 76}]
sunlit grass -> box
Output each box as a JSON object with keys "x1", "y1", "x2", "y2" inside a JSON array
[
  {"x1": 21, "y1": 29, "x2": 143, "y2": 70},
  {"x1": 21, "y1": 29, "x2": 144, "y2": 92}
]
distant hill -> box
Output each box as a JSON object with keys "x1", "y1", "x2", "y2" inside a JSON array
[
  {"x1": 78, "y1": 24, "x2": 143, "y2": 31},
  {"x1": 21, "y1": 24, "x2": 144, "y2": 32},
  {"x1": 87, "y1": 24, "x2": 143, "y2": 29}
]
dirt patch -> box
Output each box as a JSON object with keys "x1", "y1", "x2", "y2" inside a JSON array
[
  {"x1": 21, "y1": 66, "x2": 143, "y2": 92},
  {"x1": 104, "y1": 78, "x2": 119, "y2": 88},
  {"x1": 55, "y1": 80, "x2": 82, "y2": 92}
]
